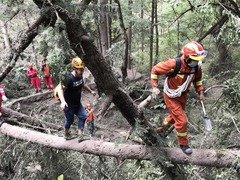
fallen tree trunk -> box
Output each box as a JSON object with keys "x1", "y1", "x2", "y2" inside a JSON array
[
  {"x1": 6, "y1": 91, "x2": 53, "y2": 108},
  {"x1": 2, "y1": 106, "x2": 62, "y2": 131},
  {"x1": 1, "y1": 123, "x2": 239, "y2": 168}
]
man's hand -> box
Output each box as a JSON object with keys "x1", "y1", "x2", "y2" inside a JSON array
[
  {"x1": 60, "y1": 101, "x2": 68, "y2": 110},
  {"x1": 2, "y1": 95, "x2": 8, "y2": 102},
  {"x1": 152, "y1": 87, "x2": 160, "y2": 99}
]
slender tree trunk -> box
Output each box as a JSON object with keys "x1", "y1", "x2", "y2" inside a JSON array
[
  {"x1": 154, "y1": 0, "x2": 158, "y2": 65},
  {"x1": 114, "y1": 0, "x2": 128, "y2": 83},
  {"x1": 99, "y1": 0, "x2": 109, "y2": 57},
  {"x1": 0, "y1": 20, "x2": 12, "y2": 50},
  {"x1": 107, "y1": 0, "x2": 112, "y2": 49},
  {"x1": 127, "y1": 0, "x2": 133, "y2": 69},
  {"x1": 141, "y1": 0, "x2": 144, "y2": 62},
  {"x1": 149, "y1": 0, "x2": 154, "y2": 70}
]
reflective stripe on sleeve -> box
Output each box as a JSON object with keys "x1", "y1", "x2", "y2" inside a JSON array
[
  {"x1": 176, "y1": 131, "x2": 187, "y2": 137},
  {"x1": 196, "y1": 80, "x2": 202, "y2": 86},
  {"x1": 151, "y1": 74, "x2": 158, "y2": 79},
  {"x1": 177, "y1": 74, "x2": 184, "y2": 79}
]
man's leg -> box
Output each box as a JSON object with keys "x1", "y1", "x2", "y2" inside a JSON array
[
  {"x1": 63, "y1": 107, "x2": 75, "y2": 140},
  {"x1": 164, "y1": 93, "x2": 192, "y2": 154}
]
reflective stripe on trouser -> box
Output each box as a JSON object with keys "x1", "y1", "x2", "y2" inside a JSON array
[{"x1": 163, "y1": 92, "x2": 188, "y2": 145}]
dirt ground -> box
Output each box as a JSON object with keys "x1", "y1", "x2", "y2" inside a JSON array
[{"x1": 3, "y1": 68, "x2": 151, "y2": 144}]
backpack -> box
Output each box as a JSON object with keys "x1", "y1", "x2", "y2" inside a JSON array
[
  {"x1": 168, "y1": 57, "x2": 198, "y2": 78},
  {"x1": 53, "y1": 84, "x2": 61, "y2": 100}
]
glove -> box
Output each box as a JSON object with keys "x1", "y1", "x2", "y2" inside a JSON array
[
  {"x1": 60, "y1": 101, "x2": 68, "y2": 110},
  {"x1": 152, "y1": 87, "x2": 160, "y2": 99},
  {"x1": 2, "y1": 95, "x2": 8, "y2": 102}
]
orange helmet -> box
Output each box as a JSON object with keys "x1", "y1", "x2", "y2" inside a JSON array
[
  {"x1": 181, "y1": 41, "x2": 205, "y2": 61},
  {"x1": 72, "y1": 57, "x2": 84, "y2": 69}
]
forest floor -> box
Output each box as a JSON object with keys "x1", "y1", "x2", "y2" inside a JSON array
[{"x1": 3, "y1": 68, "x2": 146, "y2": 145}]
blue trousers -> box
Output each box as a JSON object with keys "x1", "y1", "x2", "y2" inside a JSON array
[{"x1": 63, "y1": 103, "x2": 88, "y2": 130}]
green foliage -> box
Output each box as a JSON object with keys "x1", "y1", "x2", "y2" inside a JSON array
[{"x1": 221, "y1": 74, "x2": 240, "y2": 112}]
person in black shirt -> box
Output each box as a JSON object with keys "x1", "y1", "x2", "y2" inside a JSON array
[{"x1": 57, "y1": 56, "x2": 96, "y2": 142}]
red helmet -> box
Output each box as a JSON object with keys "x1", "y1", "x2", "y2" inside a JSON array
[{"x1": 181, "y1": 41, "x2": 205, "y2": 61}]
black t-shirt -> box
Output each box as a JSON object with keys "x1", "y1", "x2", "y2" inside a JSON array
[{"x1": 64, "y1": 74, "x2": 83, "y2": 108}]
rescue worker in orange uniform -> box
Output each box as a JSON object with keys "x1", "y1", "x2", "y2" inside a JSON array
[
  {"x1": 151, "y1": 41, "x2": 206, "y2": 154},
  {"x1": 26, "y1": 63, "x2": 42, "y2": 93},
  {"x1": 41, "y1": 58, "x2": 54, "y2": 91}
]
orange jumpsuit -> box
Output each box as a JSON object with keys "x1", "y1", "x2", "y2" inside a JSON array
[
  {"x1": 42, "y1": 64, "x2": 54, "y2": 90},
  {"x1": 151, "y1": 57, "x2": 204, "y2": 145}
]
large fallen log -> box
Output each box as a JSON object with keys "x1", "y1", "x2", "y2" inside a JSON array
[
  {"x1": 1, "y1": 123, "x2": 239, "y2": 168},
  {"x1": 2, "y1": 106, "x2": 62, "y2": 131},
  {"x1": 6, "y1": 91, "x2": 53, "y2": 108}
]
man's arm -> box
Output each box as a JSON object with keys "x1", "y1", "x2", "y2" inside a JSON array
[
  {"x1": 58, "y1": 84, "x2": 68, "y2": 110},
  {"x1": 83, "y1": 84, "x2": 96, "y2": 96}
]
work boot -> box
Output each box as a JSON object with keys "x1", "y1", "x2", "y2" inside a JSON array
[
  {"x1": 180, "y1": 145, "x2": 192, "y2": 154},
  {"x1": 78, "y1": 134, "x2": 89, "y2": 142},
  {"x1": 64, "y1": 132, "x2": 73, "y2": 140}
]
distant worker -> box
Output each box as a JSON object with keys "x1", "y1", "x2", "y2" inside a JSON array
[
  {"x1": 55, "y1": 56, "x2": 96, "y2": 142},
  {"x1": 0, "y1": 83, "x2": 8, "y2": 123},
  {"x1": 41, "y1": 58, "x2": 54, "y2": 91},
  {"x1": 151, "y1": 41, "x2": 206, "y2": 154},
  {"x1": 85, "y1": 102, "x2": 95, "y2": 137},
  {"x1": 26, "y1": 63, "x2": 42, "y2": 93}
]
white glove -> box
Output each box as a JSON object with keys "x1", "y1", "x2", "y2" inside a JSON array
[
  {"x1": 2, "y1": 95, "x2": 8, "y2": 102},
  {"x1": 60, "y1": 101, "x2": 68, "y2": 110},
  {"x1": 152, "y1": 87, "x2": 160, "y2": 99}
]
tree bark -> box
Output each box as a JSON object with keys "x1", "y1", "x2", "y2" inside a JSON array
[
  {"x1": 149, "y1": 0, "x2": 154, "y2": 70},
  {"x1": 114, "y1": 0, "x2": 129, "y2": 83},
  {"x1": 1, "y1": 123, "x2": 239, "y2": 168},
  {"x1": 99, "y1": 0, "x2": 109, "y2": 56},
  {"x1": 127, "y1": 0, "x2": 133, "y2": 69}
]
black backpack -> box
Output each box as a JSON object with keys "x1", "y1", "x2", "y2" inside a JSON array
[{"x1": 168, "y1": 57, "x2": 198, "y2": 78}]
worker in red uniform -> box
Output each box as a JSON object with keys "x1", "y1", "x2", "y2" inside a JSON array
[
  {"x1": 0, "y1": 83, "x2": 8, "y2": 124},
  {"x1": 41, "y1": 58, "x2": 54, "y2": 91},
  {"x1": 26, "y1": 63, "x2": 42, "y2": 93},
  {"x1": 151, "y1": 41, "x2": 206, "y2": 154}
]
